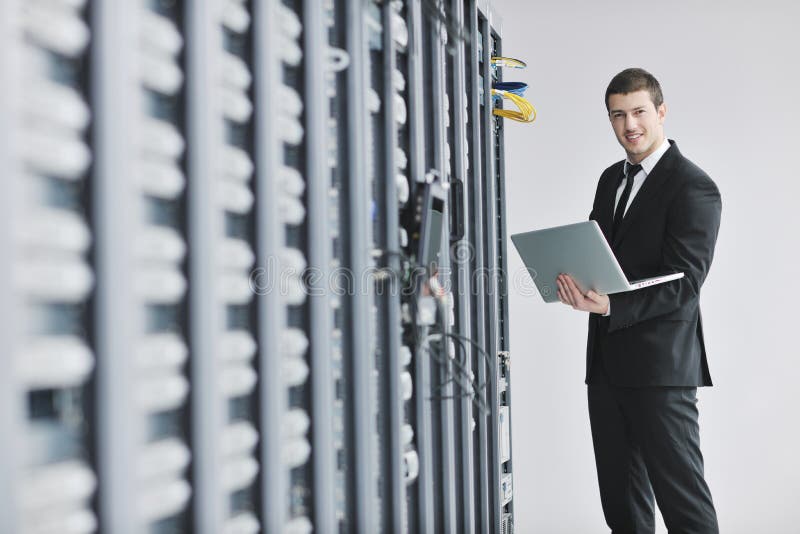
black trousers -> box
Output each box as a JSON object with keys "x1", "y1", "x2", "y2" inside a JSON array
[{"x1": 587, "y1": 378, "x2": 719, "y2": 534}]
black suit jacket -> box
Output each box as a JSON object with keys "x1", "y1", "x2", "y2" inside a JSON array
[{"x1": 586, "y1": 140, "x2": 722, "y2": 387}]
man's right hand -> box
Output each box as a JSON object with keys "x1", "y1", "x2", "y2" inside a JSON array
[{"x1": 556, "y1": 273, "x2": 610, "y2": 315}]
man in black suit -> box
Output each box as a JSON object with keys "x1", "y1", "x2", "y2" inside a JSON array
[{"x1": 556, "y1": 68, "x2": 721, "y2": 533}]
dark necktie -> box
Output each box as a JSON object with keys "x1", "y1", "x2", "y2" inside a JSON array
[{"x1": 611, "y1": 163, "x2": 642, "y2": 240}]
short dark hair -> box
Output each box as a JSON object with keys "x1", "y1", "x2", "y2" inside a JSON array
[{"x1": 605, "y1": 68, "x2": 664, "y2": 112}]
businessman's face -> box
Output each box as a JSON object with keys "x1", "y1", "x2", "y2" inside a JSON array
[{"x1": 608, "y1": 90, "x2": 666, "y2": 164}]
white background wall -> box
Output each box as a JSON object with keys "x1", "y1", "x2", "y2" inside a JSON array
[{"x1": 493, "y1": 0, "x2": 800, "y2": 532}]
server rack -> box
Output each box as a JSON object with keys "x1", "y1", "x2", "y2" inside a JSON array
[
  {"x1": 93, "y1": 2, "x2": 194, "y2": 532},
  {"x1": 405, "y1": 0, "x2": 437, "y2": 530},
  {"x1": 322, "y1": 0, "x2": 357, "y2": 530},
  {"x1": 186, "y1": 1, "x2": 264, "y2": 532},
  {"x1": 303, "y1": 1, "x2": 337, "y2": 532},
  {"x1": 1, "y1": 1, "x2": 98, "y2": 533},
  {"x1": 253, "y1": 1, "x2": 289, "y2": 530},
  {"x1": 488, "y1": 23, "x2": 516, "y2": 534},
  {"x1": 475, "y1": 3, "x2": 516, "y2": 532},
  {"x1": 448, "y1": 0, "x2": 478, "y2": 532},
  {"x1": 0, "y1": 0, "x2": 516, "y2": 532}
]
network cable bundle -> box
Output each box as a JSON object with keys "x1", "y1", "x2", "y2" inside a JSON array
[
  {"x1": 0, "y1": 0, "x2": 515, "y2": 533},
  {"x1": 491, "y1": 56, "x2": 537, "y2": 123}
]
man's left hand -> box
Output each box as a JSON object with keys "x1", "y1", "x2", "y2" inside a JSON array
[{"x1": 556, "y1": 273, "x2": 609, "y2": 314}]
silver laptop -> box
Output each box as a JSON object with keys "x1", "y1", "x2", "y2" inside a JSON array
[{"x1": 510, "y1": 220, "x2": 684, "y2": 303}]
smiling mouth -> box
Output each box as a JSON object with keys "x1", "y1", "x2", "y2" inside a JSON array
[{"x1": 625, "y1": 133, "x2": 643, "y2": 142}]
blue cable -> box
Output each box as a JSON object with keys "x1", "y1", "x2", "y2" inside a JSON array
[{"x1": 493, "y1": 81, "x2": 527, "y2": 96}]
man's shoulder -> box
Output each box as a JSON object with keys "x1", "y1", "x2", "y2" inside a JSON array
[{"x1": 671, "y1": 152, "x2": 720, "y2": 196}]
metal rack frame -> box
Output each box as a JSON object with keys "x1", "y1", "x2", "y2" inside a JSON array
[
  {"x1": 253, "y1": 0, "x2": 288, "y2": 531},
  {"x1": 94, "y1": 2, "x2": 145, "y2": 530}
]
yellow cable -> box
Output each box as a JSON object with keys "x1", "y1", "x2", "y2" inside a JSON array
[
  {"x1": 491, "y1": 56, "x2": 527, "y2": 69},
  {"x1": 491, "y1": 89, "x2": 537, "y2": 123}
]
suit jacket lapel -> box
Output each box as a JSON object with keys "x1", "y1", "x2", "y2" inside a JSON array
[
  {"x1": 596, "y1": 163, "x2": 623, "y2": 244},
  {"x1": 611, "y1": 141, "x2": 680, "y2": 248}
]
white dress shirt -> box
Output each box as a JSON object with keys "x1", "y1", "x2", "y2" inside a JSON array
[
  {"x1": 603, "y1": 137, "x2": 671, "y2": 316},
  {"x1": 615, "y1": 137, "x2": 671, "y2": 217}
]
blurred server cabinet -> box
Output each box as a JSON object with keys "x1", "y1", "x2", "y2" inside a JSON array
[
  {"x1": 1, "y1": 0, "x2": 98, "y2": 533},
  {"x1": 0, "y1": 0, "x2": 515, "y2": 533}
]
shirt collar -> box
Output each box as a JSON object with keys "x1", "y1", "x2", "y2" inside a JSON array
[{"x1": 625, "y1": 137, "x2": 671, "y2": 176}]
